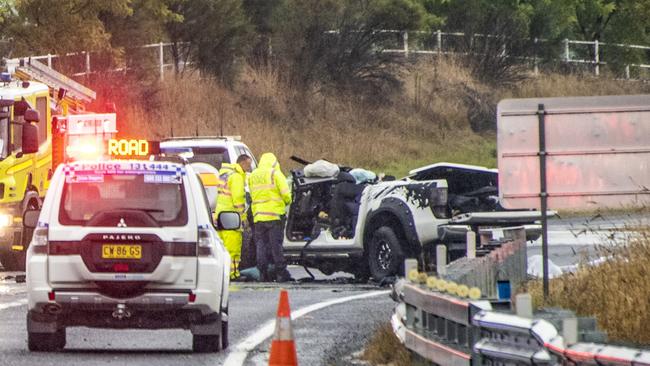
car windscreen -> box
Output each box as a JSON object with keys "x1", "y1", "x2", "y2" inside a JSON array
[
  {"x1": 59, "y1": 173, "x2": 188, "y2": 227},
  {"x1": 161, "y1": 146, "x2": 227, "y2": 169}
]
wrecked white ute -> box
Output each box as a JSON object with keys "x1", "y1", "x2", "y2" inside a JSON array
[{"x1": 283, "y1": 163, "x2": 546, "y2": 281}]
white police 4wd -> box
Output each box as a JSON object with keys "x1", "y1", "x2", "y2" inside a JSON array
[{"x1": 24, "y1": 159, "x2": 239, "y2": 353}]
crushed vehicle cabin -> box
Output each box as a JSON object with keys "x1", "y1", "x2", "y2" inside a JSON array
[{"x1": 283, "y1": 160, "x2": 546, "y2": 281}]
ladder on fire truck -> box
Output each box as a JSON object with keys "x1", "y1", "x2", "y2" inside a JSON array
[{"x1": 6, "y1": 57, "x2": 96, "y2": 105}]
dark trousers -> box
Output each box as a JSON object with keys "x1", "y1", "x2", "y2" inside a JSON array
[
  {"x1": 239, "y1": 226, "x2": 256, "y2": 270},
  {"x1": 255, "y1": 220, "x2": 287, "y2": 280}
]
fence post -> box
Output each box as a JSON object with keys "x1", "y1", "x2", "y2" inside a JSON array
[
  {"x1": 466, "y1": 232, "x2": 476, "y2": 259},
  {"x1": 533, "y1": 38, "x2": 539, "y2": 75},
  {"x1": 85, "y1": 51, "x2": 91, "y2": 76},
  {"x1": 402, "y1": 31, "x2": 409, "y2": 57},
  {"x1": 436, "y1": 30, "x2": 442, "y2": 54},
  {"x1": 404, "y1": 259, "x2": 418, "y2": 278},
  {"x1": 159, "y1": 42, "x2": 165, "y2": 81},
  {"x1": 564, "y1": 38, "x2": 570, "y2": 62},
  {"x1": 594, "y1": 39, "x2": 599, "y2": 76}
]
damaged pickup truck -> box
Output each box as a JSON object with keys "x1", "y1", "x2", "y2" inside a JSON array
[{"x1": 283, "y1": 161, "x2": 545, "y2": 281}]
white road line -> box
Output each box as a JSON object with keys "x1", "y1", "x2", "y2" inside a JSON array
[
  {"x1": 223, "y1": 290, "x2": 390, "y2": 366},
  {"x1": 0, "y1": 298, "x2": 27, "y2": 311}
]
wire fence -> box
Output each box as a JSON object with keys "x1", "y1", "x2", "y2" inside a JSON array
[{"x1": 7, "y1": 30, "x2": 650, "y2": 80}]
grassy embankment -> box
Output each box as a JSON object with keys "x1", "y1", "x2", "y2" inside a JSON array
[{"x1": 116, "y1": 58, "x2": 650, "y2": 177}]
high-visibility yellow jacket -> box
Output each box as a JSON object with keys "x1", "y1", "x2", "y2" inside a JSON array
[
  {"x1": 248, "y1": 153, "x2": 292, "y2": 223},
  {"x1": 216, "y1": 163, "x2": 246, "y2": 223}
]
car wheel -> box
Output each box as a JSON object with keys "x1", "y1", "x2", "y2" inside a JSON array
[
  {"x1": 28, "y1": 328, "x2": 66, "y2": 352},
  {"x1": 368, "y1": 226, "x2": 404, "y2": 281},
  {"x1": 193, "y1": 334, "x2": 221, "y2": 353}
]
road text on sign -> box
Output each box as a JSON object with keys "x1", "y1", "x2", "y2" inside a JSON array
[{"x1": 109, "y1": 139, "x2": 149, "y2": 157}]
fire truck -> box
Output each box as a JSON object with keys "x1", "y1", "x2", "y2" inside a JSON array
[{"x1": 0, "y1": 58, "x2": 116, "y2": 270}]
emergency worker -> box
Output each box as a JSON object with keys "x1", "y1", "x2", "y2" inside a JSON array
[
  {"x1": 248, "y1": 153, "x2": 292, "y2": 282},
  {"x1": 216, "y1": 154, "x2": 253, "y2": 279}
]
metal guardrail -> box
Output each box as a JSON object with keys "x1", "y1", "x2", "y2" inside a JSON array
[
  {"x1": 392, "y1": 226, "x2": 650, "y2": 365},
  {"x1": 393, "y1": 280, "x2": 650, "y2": 365}
]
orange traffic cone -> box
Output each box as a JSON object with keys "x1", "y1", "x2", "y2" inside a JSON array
[{"x1": 269, "y1": 289, "x2": 298, "y2": 366}]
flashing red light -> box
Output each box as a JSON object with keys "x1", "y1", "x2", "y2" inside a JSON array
[
  {"x1": 47, "y1": 291, "x2": 55, "y2": 301},
  {"x1": 112, "y1": 263, "x2": 130, "y2": 272}
]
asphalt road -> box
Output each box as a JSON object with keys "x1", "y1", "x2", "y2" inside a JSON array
[
  {"x1": 0, "y1": 267, "x2": 391, "y2": 366},
  {"x1": 1, "y1": 212, "x2": 647, "y2": 365}
]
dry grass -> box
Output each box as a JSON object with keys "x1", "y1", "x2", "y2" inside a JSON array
[
  {"x1": 362, "y1": 323, "x2": 415, "y2": 366},
  {"x1": 526, "y1": 226, "x2": 650, "y2": 344},
  {"x1": 111, "y1": 58, "x2": 650, "y2": 176}
]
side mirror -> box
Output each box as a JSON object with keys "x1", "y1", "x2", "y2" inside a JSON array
[
  {"x1": 23, "y1": 209, "x2": 41, "y2": 229},
  {"x1": 216, "y1": 211, "x2": 241, "y2": 231},
  {"x1": 14, "y1": 99, "x2": 30, "y2": 116},
  {"x1": 22, "y1": 123, "x2": 39, "y2": 154},
  {"x1": 24, "y1": 108, "x2": 39, "y2": 122}
]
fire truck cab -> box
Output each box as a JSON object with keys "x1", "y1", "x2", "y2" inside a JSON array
[{"x1": 0, "y1": 58, "x2": 114, "y2": 271}]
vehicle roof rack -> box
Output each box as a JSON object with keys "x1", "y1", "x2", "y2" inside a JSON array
[
  {"x1": 150, "y1": 154, "x2": 188, "y2": 165},
  {"x1": 162, "y1": 135, "x2": 241, "y2": 142}
]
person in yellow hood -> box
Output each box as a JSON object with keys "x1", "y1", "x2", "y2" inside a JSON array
[
  {"x1": 248, "y1": 152, "x2": 292, "y2": 282},
  {"x1": 216, "y1": 154, "x2": 253, "y2": 279}
]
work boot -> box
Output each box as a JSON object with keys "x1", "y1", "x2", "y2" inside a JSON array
[{"x1": 275, "y1": 269, "x2": 292, "y2": 283}]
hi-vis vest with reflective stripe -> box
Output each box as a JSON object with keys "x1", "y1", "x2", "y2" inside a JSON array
[
  {"x1": 216, "y1": 163, "x2": 246, "y2": 220},
  {"x1": 249, "y1": 168, "x2": 291, "y2": 222}
]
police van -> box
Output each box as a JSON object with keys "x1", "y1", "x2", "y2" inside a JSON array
[{"x1": 23, "y1": 158, "x2": 238, "y2": 353}]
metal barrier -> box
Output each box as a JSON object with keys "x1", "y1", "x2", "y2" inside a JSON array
[{"x1": 392, "y1": 227, "x2": 650, "y2": 365}]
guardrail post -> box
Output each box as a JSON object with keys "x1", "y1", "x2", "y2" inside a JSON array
[
  {"x1": 404, "y1": 258, "x2": 418, "y2": 277},
  {"x1": 515, "y1": 293, "x2": 533, "y2": 318},
  {"x1": 563, "y1": 317, "x2": 578, "y2": 344},
  {"x1": 466, "y1": 232, "x2": 476, "y2": 259},
  {"x1": 436, "y1": 245, "x2": 447, "y2": 276},
  {"x1": 436, "y1": 29, "x2": 442, "y2": 54},
  {"x1": 47, "y1": 54, "x2": 52, "y2": 68},
  {"x1": 594, "y1": 39, "x2": 600, "y2": 76},
  {"x1": 625, "y1": 65, "x2": 630, "y2": 79},
  {"x1": 159, "y1": 42, "x2": 165, "y2": 81}
]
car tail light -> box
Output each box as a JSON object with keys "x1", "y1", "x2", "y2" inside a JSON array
[
  {"x1": 197, "y1": 228, "x2": 217, "y2": 257},
  {"x1": 430, "y1": 186, "x2": 449, "y2": 218},
  {"x1": 188, "y1": 292, "x2": 196, "y2": 303},
  {"x1": 31, "y1": 227, "x2": 48, "y2": 254}
]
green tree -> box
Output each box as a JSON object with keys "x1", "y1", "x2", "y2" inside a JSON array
[
  {"x1": 100, "y1": 0, "x2": 182, "y2": 75},
  {"x1": 566, "y1": 0, "x2": 650, "y2": 71},
  {"x1": 243, "y1": 0, "x2": 281, "y2": 65},
  {"x1": 9, "y1": 0, "x2": 132, "y2": 56},
  {"x1": 166, "y1": 0, "x2": 252, "y2": 85},
  {"x1": 271, "y1": 0, "x2": 433, "y2": 96}
]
